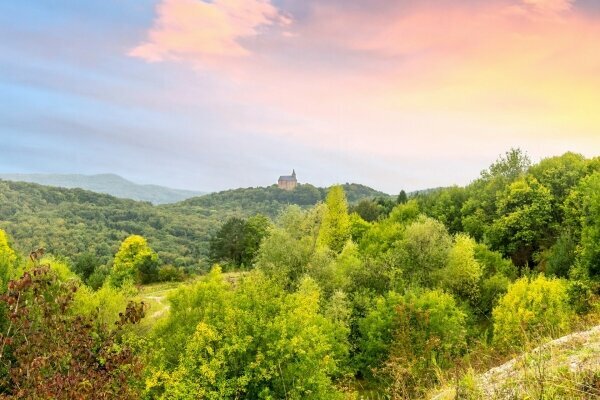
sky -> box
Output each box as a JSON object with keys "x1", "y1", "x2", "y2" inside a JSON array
[{"x1": 1, "y1": 0, "x2": 599, "y2": 193}]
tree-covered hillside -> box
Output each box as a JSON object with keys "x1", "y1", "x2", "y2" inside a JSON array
[
  {"x1": 1, "y1": 151, "x2": 600, "y2": 399},
  {"x1": 0, "y1": 180, "x2": 389, "y2": 271}
]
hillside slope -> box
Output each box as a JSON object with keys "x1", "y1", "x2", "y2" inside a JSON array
[
  {"x1": 0, "y1": 173, "x2": 204, "y2": 204},
  {"x1": 0, "y1": 180, "x2": 388, "y2": 270},
  {"x1": 432, "y1": 325, "x2": 600, "y2": 399}
]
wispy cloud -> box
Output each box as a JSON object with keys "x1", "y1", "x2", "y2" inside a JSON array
[
  {"x1": 127, "y1": 0, "x2": 600, "y2": 166},
  {"x1": 129, "y1": 0, "x2": 289, "y2": 66}
]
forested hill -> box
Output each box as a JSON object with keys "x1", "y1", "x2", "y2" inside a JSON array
[
  {"x1": 0, "y1": 173, "x2": 204, "y2": 204},
  {"x1": 173, "y1": 183, "x2": 390, "y2": 214},
  {"x1": 0, "y1": 180, "x2": 388, "y2": 271}
]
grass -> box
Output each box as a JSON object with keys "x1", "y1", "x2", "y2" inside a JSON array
[{"x1": 134, "y1": 271, "x2": 245, "y2": 331}]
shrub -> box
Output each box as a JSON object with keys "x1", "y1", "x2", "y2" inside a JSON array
[
  {"x1": 492, "y1": 275, "x2": 573, "y2": 350},
  {"x1": 0, "y1": 265, "x2": 144, "y2": 398},
  {"x1": 378, "y1": 289, "x2": 467, "y2": 398},
  {"x1": 158, "y1": 264, "x2": 186, "y2": 282}
]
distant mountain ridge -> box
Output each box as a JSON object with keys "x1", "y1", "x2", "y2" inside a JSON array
[{"x1": 0, "y1": 173, "x2": 204, "y2": 204}]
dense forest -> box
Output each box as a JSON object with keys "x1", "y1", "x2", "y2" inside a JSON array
[
  {"x1": 0, "y1": 150, "x2": 599, "y2": 399},
  {"x1": 0, "y1": 181, "x2": 387, "y2": 281}
]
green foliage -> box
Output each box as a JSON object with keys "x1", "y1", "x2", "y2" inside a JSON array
[
  {"x1": 348, "y1": 212, "x2": 371, "y2": 242},
  {"x1": 157, "y1": 264, "x2": 186, "y2": 282},
  {"x1": 256, "y1": 227, "x2": 315, "y2": 287},
  {"x1": 479, "y1": 273, "x2": 511, "y2": 317},
  {"x1": 473, "y1": 243, "x2": 518, "y2": 279},
  {"x1": 148, "y1": 271, "x2": 344, "y2": 399},
  {"x1": 0, "y1": 229, "x2": 19, "y2": 290},
  {"x1": 397, "y1": 190, "x2": 408, "y2": 205},
  {"x1": 73, "y1": 281, "x2": 135, "y2": 327},
  {"x1": 545, "y1": 230, "x2": 577, "y2": 277},
  {"x1": 72, "y1": 252, "x2": 102, "y2": 282},
  {"x1": 350, "y1": 199, "x2": 382, "y2": 222},
  {"x1": 208, "y1": 217, "x2": 247, "y2": 266},
  {"x1": 358, "y1": 290, "x2": 467, "y2": 377},
  {"x1": 394, "y1": 216, "x2": 452, "y2": 286},
  {"x1": 0, "y1": 180, "x2": 384, "y2": 277},
  {"x1": 110, "y1": 235, "x2": 159, "y2": 286},
  {"x1": 566, "y1": 280, "x2": 593, "y2": 314},
  {"x1": 492, "y1": 275, "x2": 573, "y2": 350},
  {"x1": 442, "y1": 234, "x2": 483, "y2": 304},
  {"x1": 357, "y1": 292, "x2": 404, "y2": 373},
  {"x1": 575, "y1": 172, "x2": 600, "y2": 279},
  {"x1": 529, "y1": 152, "x2": 589, "y2": 207},
  {"x1": 486, "y1": 175, "x2": 553, "y2": 266},
  {"x1": 318, "y1": 185, "x2": 351, "y2": 253},
  {"x1": 482, "y1": 148, "x2": 531, "y2": 181},
  {"x1": 209, "y1": 215, "x2": 271, "y2": 268},
  {"x1": 416, "y1": 186, "x2": 467, "y2": 234}
]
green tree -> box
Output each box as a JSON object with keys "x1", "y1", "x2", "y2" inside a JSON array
[
  {"x1": 575, "y1": 172, "x2": 600, "y2": 279},
  {"x1": 396, "y1": 190, "x2": 408, "y2": 205},
  {"x1": 442, "y1": 234, "x2": 483, "y2": 304},
  {"x1": 486, "y1": 175, "x2": 553, "y2": 267},
  {"x1": 318, "y1": 186, "x2": 351, "y2": 253},
  {"x1": 242, "y1": 214, "x2": 271, "y2": 266},
  {"x1": 72, "y1": 252, "x2": 101, "y2": 282},
  {"x1": 209, "y1": 217, "x2": 247, "y2": 267},
  {"x1": 381, "y1": 289, "x2": 467, "y2": 397},
  {"x1": 109, "y1": 235, "x2": 159, "y2": 286},
  {"x1": 461, "y1": 149, "x2": 531, "y2": 241},
  {"x1": 351, "y1": 199, "x2": 381, "y2": 222},
  {"x1": 395, "y1": 216, "x2": 452, "y2": 286},
  {"x1": 358, "y1": 289, "x2": 467, "y2": 389},
  {"x1": 482, "y1": 148, "x2": 531, "y2": 181},
  {"x1": 209, "y1": 215, "x2": 271, "y2": 268},
  {"x1": 529, "y1": 152, "x2": 588, "y2": 209}
]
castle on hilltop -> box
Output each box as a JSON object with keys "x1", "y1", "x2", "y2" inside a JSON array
[{"x1": 278, "y1": 170, "x2": 297, "y2": 190}]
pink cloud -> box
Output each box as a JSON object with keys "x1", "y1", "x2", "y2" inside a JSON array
[
  {"x1": 129, "y1": 0, "x2": 600, "y2": 161},
  {"x1": 129, "y1": 0, "x2": 288, "y2": 65}
]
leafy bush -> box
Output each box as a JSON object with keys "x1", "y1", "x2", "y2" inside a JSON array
[
  {"x1": 0, "y1": 265, "x2": 144, "y2": 398},
  {"x1": 148, "y1": 271, "x2": 345, "y2": 399},
  {"x1": 157, "y1": 264, "x2": 186, "y2": 282},
  {"x1": 109, "y1": 235, "x2": 159, "y2": 286},
  {"x1": 492, "y1": 275, "x2": 573, "y2": 350},
  {"x1": 375, "y1": 289, "x2": 468, "y2": 398}
]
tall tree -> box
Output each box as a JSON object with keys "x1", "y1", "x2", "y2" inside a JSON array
[
  {"x1": 396, "y1": 190, "x2": 408, "y2": 204},
  {"x1": 318, "y1": 185, "x2": 351, "y2": 253}
]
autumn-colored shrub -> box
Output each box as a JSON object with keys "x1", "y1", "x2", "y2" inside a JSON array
[{"x1": 0, "y1": 265, "x2": 144, "y2": 399}]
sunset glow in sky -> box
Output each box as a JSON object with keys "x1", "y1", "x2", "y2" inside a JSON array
[{"x1": 1, "y1": 0, "x2": 599, "y2": 192}]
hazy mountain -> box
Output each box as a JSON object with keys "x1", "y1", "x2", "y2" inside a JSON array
[{"x1": 0, "y1": 173, "x2": 204, "y2": 204}]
